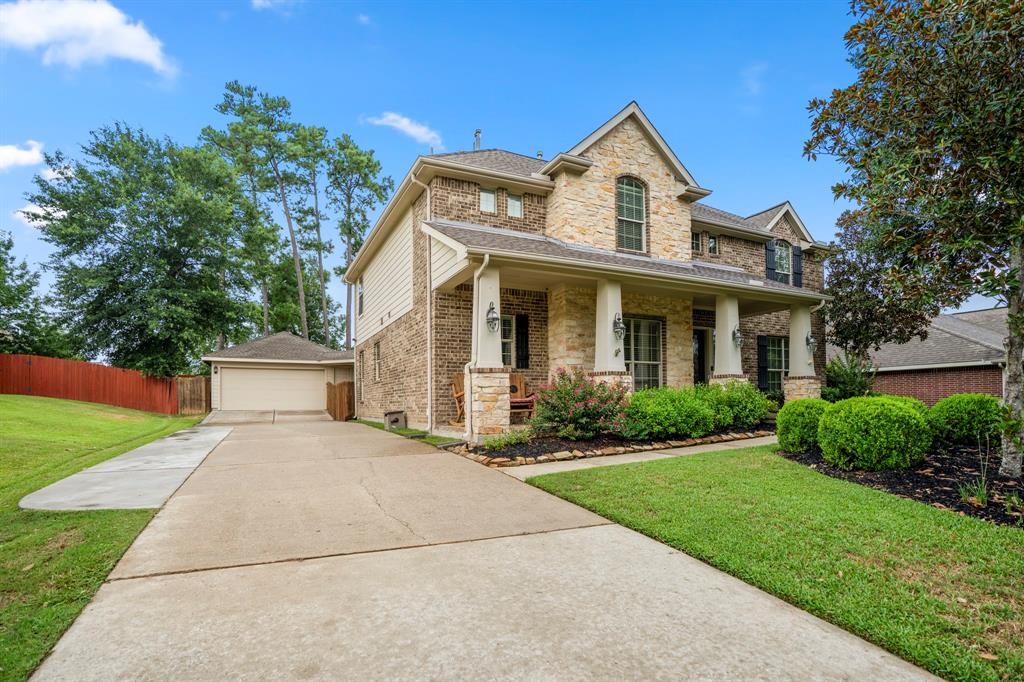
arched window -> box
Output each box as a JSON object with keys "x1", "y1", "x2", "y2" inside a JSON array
[
  {"x1": 616, "y1": 177, "x2": 646, "y2": 252},
  {"x1": 774, "y1": 239, "x2": 792, "y2": 282}
]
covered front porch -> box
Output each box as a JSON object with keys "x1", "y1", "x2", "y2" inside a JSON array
[{"x1": 424, "y1": 220, "x2": 826, "y2": 441}]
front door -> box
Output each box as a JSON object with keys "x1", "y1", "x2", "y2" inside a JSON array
[{"x1": 693, "y1": 330, "x2": 708, "y2": 384}]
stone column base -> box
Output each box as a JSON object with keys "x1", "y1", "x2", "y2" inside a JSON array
[
  {"x1": 709, "y1": 374, "x2": 747, "y2": 386},
  {"x1": 784, "y1": 375, "x2": 822, "y2": 401},
  {"x1": 468, "y1": 368, "x2": 510, "y2": 442},
  {"x1": 589, "y1": 370, "x2": 633, "y2": 392}
]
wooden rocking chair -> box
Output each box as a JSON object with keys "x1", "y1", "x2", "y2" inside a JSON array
[
  {"x1": 451, "y1": 372, "x2": 465, "y2": 425},
  {"x1": 509, "y1": 373, "x2": 538, "y2": 420}
]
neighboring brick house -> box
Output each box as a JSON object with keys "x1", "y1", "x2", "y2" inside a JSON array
[
  {"x1": 828, "y1": 307, "x2": 1008, "y2": 405},
  {"x1": 346, "y1": 102, "x2": 830, "y2": 440}
]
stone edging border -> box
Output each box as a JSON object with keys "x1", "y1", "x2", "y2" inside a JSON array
[{"x1": 445, "y1": 429, "x2": 775, "y2": 468}]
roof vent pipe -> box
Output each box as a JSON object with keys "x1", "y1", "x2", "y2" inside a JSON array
[
  {"x1": 536, "y1": 150, "x2": 543, "y2": 159},
  {"x1": 473, "y1": 129, "x2": 481, "y2": 150}
]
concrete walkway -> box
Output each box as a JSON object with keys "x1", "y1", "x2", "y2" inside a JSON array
[
  {"x1": 33, "y1": 421, "x2": 934, "y2": 681},
  {"x1": 19, "y1": 427, "x2": 231, "y2": 510},
  {"x1": 503, "y1": 434, "x2": 778, "y2": 480}
]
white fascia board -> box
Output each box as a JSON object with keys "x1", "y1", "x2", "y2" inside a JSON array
[
  {"x1": 764, "y1": 202, "x2": 815, "y2": 243},
  {"x1": 202, "y1": 357, "x2": 353, "y2": 365},
  {"x1": 420, "y1": 223, "x2": 469, "y2": 259},
  {"x1": 875, "y1": 360, "x2": 1003, "y2": 372}
]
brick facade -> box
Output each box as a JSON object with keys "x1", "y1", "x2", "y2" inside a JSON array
[
  {"x1": 429, "y1": 176, "x2": 545, "y2": 234},
  {"x1": 873, "y1": 366, "x2": 1004, "y2": 405}
]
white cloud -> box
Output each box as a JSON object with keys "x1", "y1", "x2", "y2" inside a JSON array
[
  {"x1": 0, "y1": 0, "x2": 176, "y2": 77},
  {"x1": 367, "y1": 112, "x2": 443, "y2": 149},
  {"x1": 40, "y1": 166, "x2": 61, "y2": 181},
  {"x1": 251, "y1": 0, "x2": 301, "y2": 11},
  {"x1": 741, "y1": 62, "x2": 768, "y2": 96},
  {"x1": 0, "y1": 140, "x2": 44, "y2": 171},
  {"x1": 356, "y1": 13, "x2": 371, "y2": 25},
  {"x1": 11, "y1": 203, "x2": 44, "y2": 227}
]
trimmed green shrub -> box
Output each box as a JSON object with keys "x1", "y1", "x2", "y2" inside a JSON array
[
  {"x1": 777, "y1": 398, "x2": 829, "y2": 453},
  {"x1": 623, "y1": 388, "x2": 715, "y2": 440},
  {"x1": 482, "y1": 427, "x2": 531, "y2": 451},
  {"x1": 721, "y1": 380, "x2": 772, "y2": 428},
  {"x1": 927, "y1": 393, "x2": 1003, "y2": 445},
  {"x1": 818, "y1": 397, "x2": 931, "y2": 470},
  {"x1": 879, "y1": 395, "x2": 929, "y2": 418},
  {"x1": 694, "y1": 383, "x2": 734, "y2": 430},
  {"x1": 531, "y1": 367, "x2": 627, "y2": 440}
]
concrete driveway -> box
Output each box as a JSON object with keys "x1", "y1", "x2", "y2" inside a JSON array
[{"x1": 34, "y1": 421, "x2": 934, "y2": 681}]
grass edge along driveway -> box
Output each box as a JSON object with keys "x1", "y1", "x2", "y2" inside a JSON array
[
  {"x1": 529, "y1": 445, "x2": 1023, "y2": 682},
  {"x1": 0, "y1": 395, "x2": 200, "y2": 682}
]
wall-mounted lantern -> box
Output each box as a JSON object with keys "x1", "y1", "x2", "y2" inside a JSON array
[
  {"x1": 485, "y1": 302, "x2": 500, "y2": 332},
  {"x1": 806, "y1": 332, "x2": 818, "y2": 355},
  {"x1": 612, "y1": 312, "x2": 626, "y2": 341},
  {"x1": 731, "y1": 326, "x2": 743, "y2": 348}
]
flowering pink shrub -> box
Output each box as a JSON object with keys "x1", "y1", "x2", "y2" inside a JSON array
[{"x1": 531, "y1": 367, "x2": 627, "y2": 440}]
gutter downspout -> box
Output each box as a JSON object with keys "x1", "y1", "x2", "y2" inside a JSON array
[
  {"x1": 464, "y1": 254, "x2": 490, "y2": 442},
  {"x1": 411, "y1": 173, "x2": 432, "y2": 432}
]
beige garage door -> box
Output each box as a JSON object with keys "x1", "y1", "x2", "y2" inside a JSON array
[{"x1": 220, "y1": 367, "x2": 326, "y2": 411}]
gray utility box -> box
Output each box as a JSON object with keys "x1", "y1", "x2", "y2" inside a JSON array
[{"x1": 384, "y1": 410, "x2": 407, "y2": 431}]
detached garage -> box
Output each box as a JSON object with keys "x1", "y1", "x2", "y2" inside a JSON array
[{"x1": 203, "y1": 332, "x2": 353, "y2": 412}]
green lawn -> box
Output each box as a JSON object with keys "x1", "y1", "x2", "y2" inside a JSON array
[
  {"x1": 0, "y1": 395, "x2": 199, "y2": 682},
  {"x1": 529, "y1": 446, "x2": 1024, "y2": 682}
]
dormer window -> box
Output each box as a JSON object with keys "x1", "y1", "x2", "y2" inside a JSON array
[{"x1": 616, "y1": 177, "x2": 646, "y2": 252}]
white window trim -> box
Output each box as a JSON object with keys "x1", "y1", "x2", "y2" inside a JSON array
[
  {"x1": 708, "y1": 234, "x2": 719, "y2": 255},
  {"x1": 616, "y1": 178, "x2": 646, "y2": 253},
  {"x1": 691, "y1": 231, "x2": 702, "y2": 254},
  {"x1": 775, "y1": 239, "x2": 792, "y2": 275},
  {"x1": 479, "y1": 187, "x2": 497, "y2": 214},
  {"x1": 357, "y1": 278, "x2": 364, "y2": 316},
  {"x1": 507, "y1": 193, "x2": 523, "y2": 219},
  {"x1": 766, "y1": 336, "x2": 789, "y2": 393},
  {"x1": 624, "y1": 317, "x2": 662, "y2": 390},
  {"x1": 500, "y1": 314, "x2": 516, "y2": 368}
]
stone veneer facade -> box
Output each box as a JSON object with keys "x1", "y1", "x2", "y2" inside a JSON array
[{"x1": 354, "y1": 110, "x2": 827, "y2": 434}]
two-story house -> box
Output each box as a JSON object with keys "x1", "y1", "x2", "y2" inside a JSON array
[{"x1": 346, "y1": 102, "x2": 829, "y2": 440}]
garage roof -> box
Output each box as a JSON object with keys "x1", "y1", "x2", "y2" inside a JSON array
[{"x1": 203, "y1": 332, "x2": 353, "y2": 364}]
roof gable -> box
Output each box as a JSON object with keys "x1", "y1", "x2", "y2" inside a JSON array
[
  {"x1": 746, "y1": 201, "x2": 814, "y2": 243},
  {"x1": 567, "y1": 102, "x2": 704, "y2": 190}
]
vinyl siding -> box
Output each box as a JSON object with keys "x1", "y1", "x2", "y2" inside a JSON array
[
  {"x1": 430, "y1": 236, "x2": 469, "y2": 289},
  {"x1": 358, "y1": 206, "x2": 414, "y2": 340}
]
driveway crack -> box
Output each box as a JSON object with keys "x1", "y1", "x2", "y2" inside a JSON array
[{"x1": 359, "y1": 463, "x2": 427, "y2": 543}]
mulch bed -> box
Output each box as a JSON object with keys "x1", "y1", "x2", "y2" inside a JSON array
[
  {"x1": 780, "y1": 445, "x2": 1023, "y2": 527},
  {"x1": 447, "y1": 424, "x2": 776, "y2": 468}
]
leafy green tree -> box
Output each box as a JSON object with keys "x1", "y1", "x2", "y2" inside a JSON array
[
  {"x1": 292, "y1": 124, "x2": 334, "y2": 345},
  {"x1": 264, "y1": 251, "x2": 343, "y2": 347},
  {"x1": 26, "y1": 125, "x2": 248, "y2": 376},
  {"x1": 0, "y1": 231, "x2": 76, "y2": 358},
  {"x1": 327, "y1": 134, "x2": 392, "y2": 348},
  {"x1": 213, "y1": 81, "x2": 311, "y2": 339},
  {"x1": 824, "y1": 210, "x2": 940, "y2": 357},
  {"x1": 805, "y1": 0, "x2": 1024, "y2": 476}
]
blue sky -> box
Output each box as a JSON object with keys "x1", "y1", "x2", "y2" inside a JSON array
[{"x1": 0, "y1": 0, "x2": 991, "y2": 310}]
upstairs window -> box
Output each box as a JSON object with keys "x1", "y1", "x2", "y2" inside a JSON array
[
  {"x1": 774, "y1": 239, "x2": 792, "y2": 283},
  {"x1": 357, "y1": 278, "x2": 364, "y2": 315},
  {"x1": 616, "y1": 177, "x2": 646, "y2": 252},
  {"x1": 508, "y1": 193, "x2": 523, "y2": 218},
  {"x1": 479, "y1": 188, "x2": 496, "y2": 213},
  {"x1": 708, "y1": 234, "x2": 719, "y2": 255},
  {"x1": 691, "y1": 231, "x2": 702, "y2": 254}
]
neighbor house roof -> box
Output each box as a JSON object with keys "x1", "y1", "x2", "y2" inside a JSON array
[
  {"x1": 828, "y1": 307, "x2": 1008, "y2": 371},
  {"x1": 423, "y1": 219, "x2": 828, "y2": 302},
  {"x1": 202, "y1": 332, "x2": 353, "y2": 364}
]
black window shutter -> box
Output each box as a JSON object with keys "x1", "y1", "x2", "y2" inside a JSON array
[
  {"x1": 515, "y1": 314, "x2": 529, "y2": 369},
  {"x1": 792, "y1": 246, "x2": 803, "y2": 287},
  {"x1": 756, "y1": 335, "x2": 769, "y2": 391},
  {"x1": 765, "y1": 241, "x2": 776, "y2": 281}
]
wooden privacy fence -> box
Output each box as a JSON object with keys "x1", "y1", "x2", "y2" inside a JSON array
[
  {"x1": 326, "y1": 381, "x2": 354, "y2": 421},
  {"x1": 0, "y1": 354, "x2": 210, "y2": 415}
]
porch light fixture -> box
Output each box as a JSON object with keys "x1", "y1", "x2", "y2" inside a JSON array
[
  {"x1": 806, "y1": 332, "x2": 818, "y2": 354},
  {"x1": 485, "y1": 302, "x2": 500, "y2": 332},
  {"x1": 612, "y1": 312, "x2": 626, "y2": 341},
  {"x1": 731, "y1": 326, "x2": 743, "y2": 348}
]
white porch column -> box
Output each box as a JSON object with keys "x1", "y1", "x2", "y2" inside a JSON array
[
  {"x1": 788, "y1": 303, "x2": 814, "y2": 375},
  {"x1": 476, "y1": 266, "x2": 503, "y2": 368},
  {"x1": 785, "y1": 303, "x2": 821, "y2": 399},
  {"x1": 712, "y1": 294, "x2": 743, "y2": 380},
  {"x1": 594, "y1": 280, "x2": 626, "y2": 373}
]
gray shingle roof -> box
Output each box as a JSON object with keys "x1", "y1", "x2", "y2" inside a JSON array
[
  {"x1": 426, "y1": 219, "x2": 822, "y2": 298},
  {"x1": 429, "y1": 149, "x2": 546, "y2": 178},
  {"x1": 828, "y1": 308, "x2": 1007, "y2": 370},
  {"x1": 744, "y1": 203, "x2": 788, "y2": 229},
  {"x1": 204, "y1": 332, "x2": 353, "y2": 362}
]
